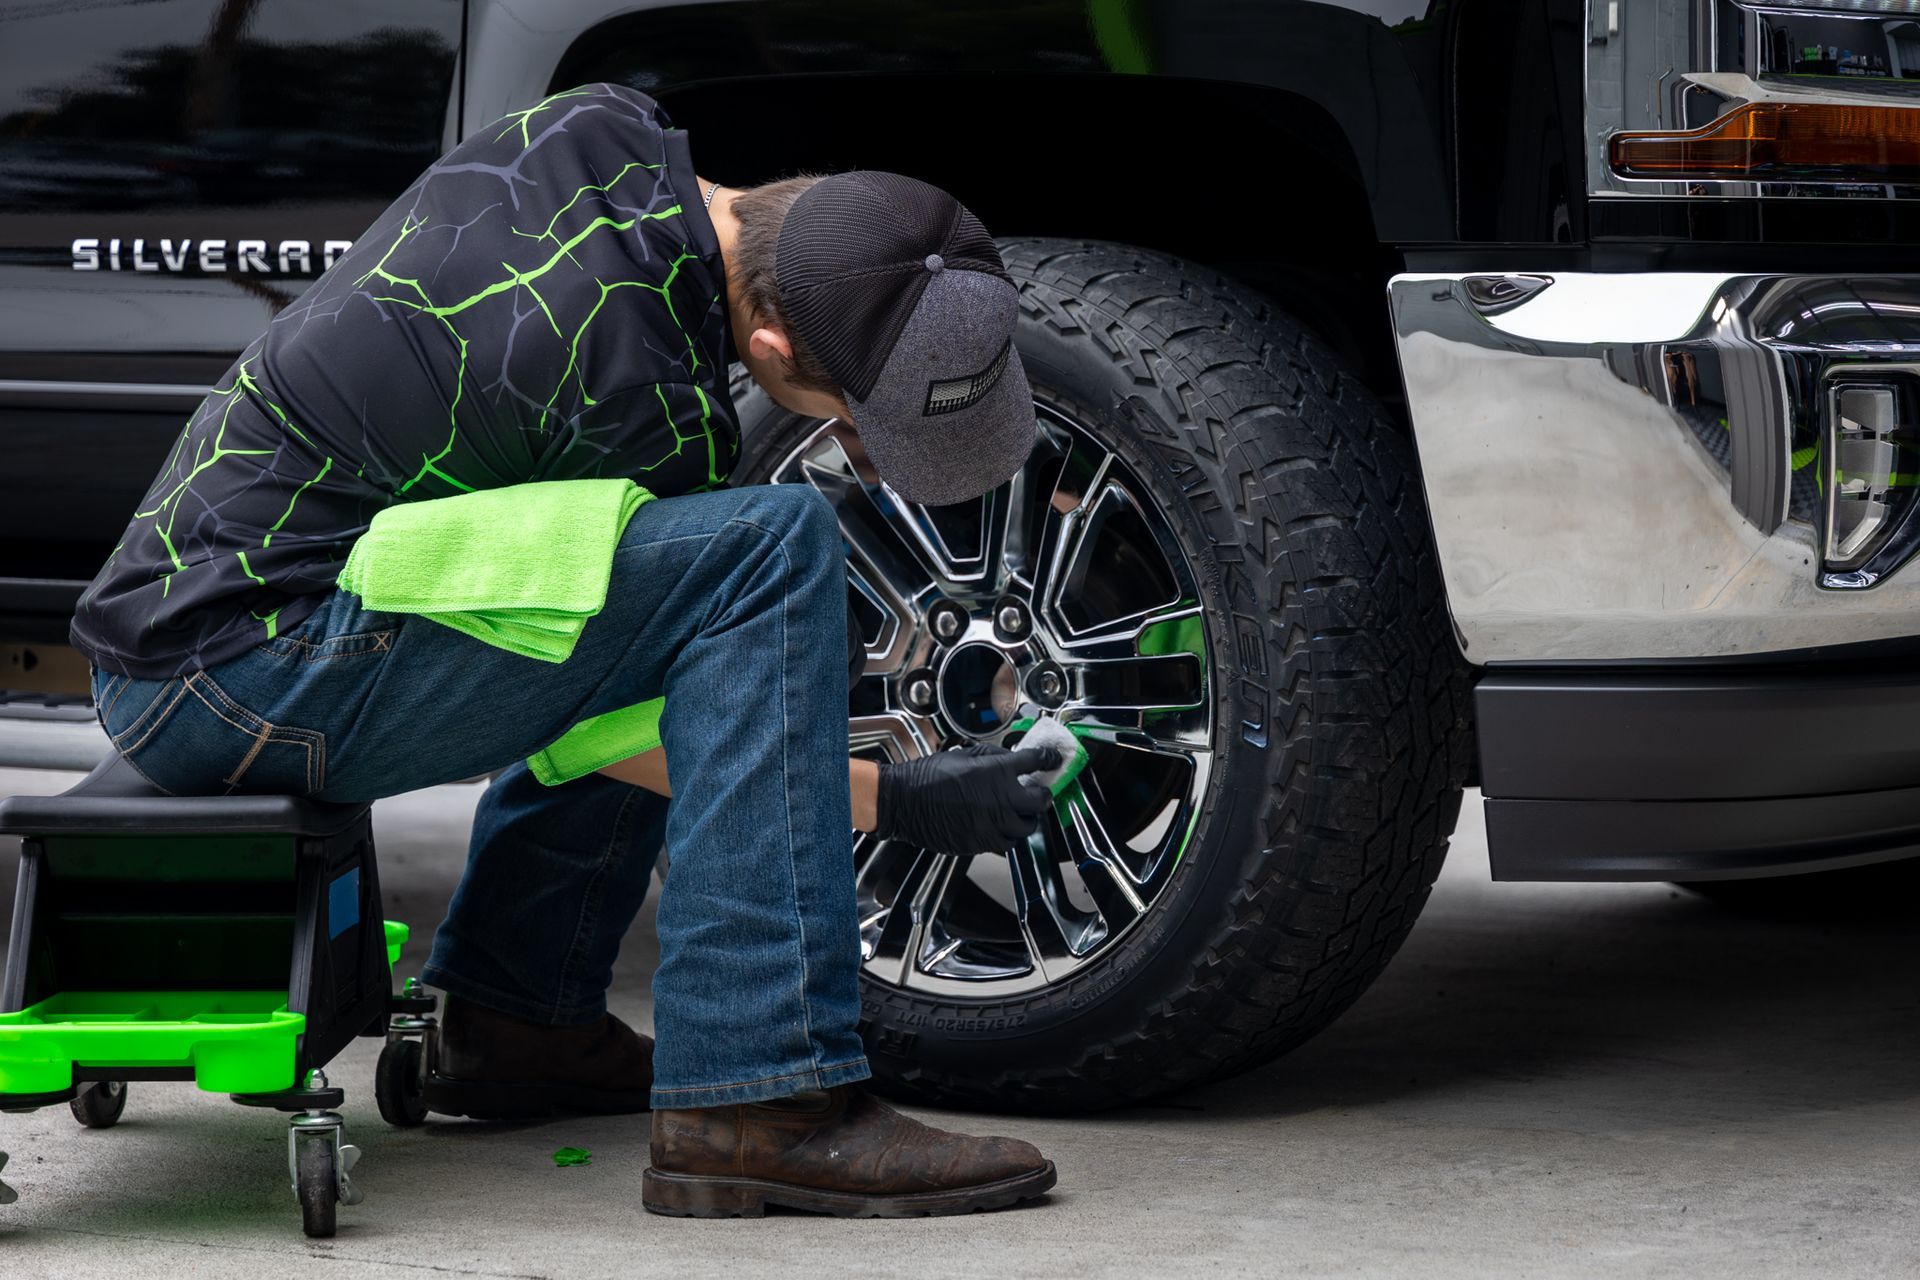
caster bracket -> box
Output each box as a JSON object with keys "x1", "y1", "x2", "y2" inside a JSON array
[
  {"x1": 289, "y1": 1113, "x2": 363, "y2": 1207},
  {"x1": 232, "y1": 1084, "x2": 346, "y2": 1112}
]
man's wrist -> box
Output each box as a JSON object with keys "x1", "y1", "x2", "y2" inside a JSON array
[{"x1": 851, "y1": 757, "x2": 883, "y2": 833}]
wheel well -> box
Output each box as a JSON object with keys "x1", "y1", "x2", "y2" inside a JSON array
[{"x1": 553, "y1": 59, "x2": 1405, "y2": 412}]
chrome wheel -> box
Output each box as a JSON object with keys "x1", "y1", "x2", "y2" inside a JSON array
[{"x1": 770, "y1": 403, "x2": 1213, "y2": 999}]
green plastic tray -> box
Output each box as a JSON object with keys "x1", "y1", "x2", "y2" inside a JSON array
[
  {"x1": 0, "y1": 919, "x2": 412, "y2": 1096},
  {"x1": 0, "y1": 991, "x2": 305, "y2": 1095}
]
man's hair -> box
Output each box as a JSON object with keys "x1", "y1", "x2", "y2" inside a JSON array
[{"x1": 727, "y1": 174, "x2": 838, "y2": 395}]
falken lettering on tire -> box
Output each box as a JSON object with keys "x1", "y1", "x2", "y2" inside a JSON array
[{"x1": 737, "y1": 238, "x2": 1471, "y2": 1113}]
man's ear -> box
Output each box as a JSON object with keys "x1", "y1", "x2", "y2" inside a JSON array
[{"x1": 747, "y1": 325, "x2": 793, "y2": 365}]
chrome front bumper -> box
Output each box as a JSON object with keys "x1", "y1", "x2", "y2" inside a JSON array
[{"x1": 1389, "y1": 272, "x2": 1920, "y2": 663}]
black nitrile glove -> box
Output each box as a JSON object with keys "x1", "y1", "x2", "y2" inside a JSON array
[{"x1": 875, "y1": 744, "x2": 1062, "y2": 854}]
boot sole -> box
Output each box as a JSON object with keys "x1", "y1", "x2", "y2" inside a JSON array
[
  {"x1": 422, "y1": 1073, "x2": 650, "y2": 1121},
  {"x1": 641, "y1": 1161, "x2": 1057, "y2": 1218}
]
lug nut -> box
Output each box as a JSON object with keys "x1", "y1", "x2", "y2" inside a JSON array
[
  {"x1": 990, "y1": 602, "x2": 1036, "y2": 640},
  {"x1": 905, "y1": 674, "x2": 936, "y2": 712},
  {"x1": 931, "y1": 606, "x2": 965, "y2": 642},
  {"x1": 1028, "y1": 663, "x2": 1067, "y2": 707}
]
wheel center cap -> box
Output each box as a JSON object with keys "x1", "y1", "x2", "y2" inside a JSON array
[{"x1": 938, "y1": 642, "x2": 1020, "y2": 739}]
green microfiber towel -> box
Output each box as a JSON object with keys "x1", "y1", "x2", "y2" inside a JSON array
[
  {"x1": 1015, "y1": 716, "x2": 1091, "y2": 797},
  {"x1": 336, "y1": 479, "x2": 654, "y2": 664},
  {"x1": 336, "y1": 479, "x2": 665, "y2": 786},
  {"x1": 1012, "y1": 716, "x2": 1095, "y2": 828},
  {"x1": 528, "y1": 697, "x2": 666, "y2": 786}
]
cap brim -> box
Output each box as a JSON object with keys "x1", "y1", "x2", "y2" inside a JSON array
[{"x1": 852, "y1": 344, "x2": 1036, "y2": 507}]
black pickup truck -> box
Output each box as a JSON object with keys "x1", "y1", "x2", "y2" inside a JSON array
[{"x1": 5, "y1": 0, "x2": 1918, "y2": 1112}]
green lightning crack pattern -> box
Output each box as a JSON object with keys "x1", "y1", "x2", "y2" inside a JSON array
[
  {"x1": 73, "y1": 82, "x2": 736, "y2": 677},
  {"x1": 124, "y1": 357, "x2": 327, "y2": 606}
]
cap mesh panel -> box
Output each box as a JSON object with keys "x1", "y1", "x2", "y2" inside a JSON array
[{"x1": 776, "y1": 171, "x2": 1010, "y2": 401}]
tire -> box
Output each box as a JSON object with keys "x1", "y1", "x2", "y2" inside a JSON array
[
  {"x1": 296, "y1": 1132, "x2": 337, "y2": 1238},
  {"x1": 734, "y1": 238, "x2": 1471, "y2": 1112},
  {"x1": 375, "y1": 1039, "x2": 429, "y2": 1128},
  {"x1": 69, "y1": 1081, "x2": 126, "y2": 1129}
]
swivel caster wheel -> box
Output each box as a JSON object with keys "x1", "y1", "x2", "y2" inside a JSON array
[
  {"x1": 376, "y1": 1039, "x2": 428, "y2": 1127},
  {"x1": 294, "y1": 1128, "x2": 338, "y2": 1238},
  {"x1": 70, "y1": 1081, "x2": 127, "y2": 1129},
  {"x1": 289, "y1": 1103, "x2": 362, "y2": 1239}
]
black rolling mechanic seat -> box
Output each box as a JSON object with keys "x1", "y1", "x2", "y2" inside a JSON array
[
  {"x1": 0, "y1": 751, "x2": 436, "y2": 1236},
  {"x1": 0, "y1": 751, "x2": 368, "y2": 836}
]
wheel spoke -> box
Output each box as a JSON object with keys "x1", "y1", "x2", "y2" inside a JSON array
[
  {"x1": 895, "y1": 489, "x2": 999, "y2": 587},
  {"x1": 852, "y1": 831, "x2": 893, "y2": 960},
  {"x1": 779, "y1": 420, "x2": 953, "y2": 599},
  {"x1": 1137, "y1": 704, "x2": 1215, "y2": 754},
  {"x1": 1056, "y1": 599, "x2": 1210, "y2": 722},
  {"x1": 994, "y1": 451, "x2": 1035, "y2": 591},
  {"x1": 1067, "y1": 716, "x2": 1213, "y2": 765},
  {"x1": 1056, "y1": 792, "x2": 1149, "y2": 927},
  {"x1": 1000, "y1": 419, "x2": 1072, "y2": 590},
  {"x1": 916, "y1": 854, "x2": 1042, "y2": 981},
  {"x1": 1052, "y1": 603, "x2": 1204, "y2": 660},
  {"x1": 903, "y1": 853, "x2": 960, "y2": 982},
  {"x1": 1043, "y1": 476, "x2": 1201, "y2": 640},
  {"x1": 863, "y1": 848, "x2": 948, "y2": 984},
  {"x1": 1005, "y1": 830, "x2": 1100, "y2": 973},
  {"x1": 1037, "y1": 451, "x2": 1204, "y2": 655},
  {"x1": 1066, "y1": 786, "x2": 1149, "y2": 891},
  {"x1": 1067, "y1": 653, "x2": 1205, "y2": 713},
  {"x1": 793, "y1": 417, "x2": 1003, "y2": 595},
  {"x1": 849, "y1": 712, "x2": 935, "y2": 762},
  {"x1": 846, "y1": 560, "x2": 912, "y2": 676},
  {"x1": 853, "y1": 829, "x2": 882, "y2": 877},
  {"x1": 1026, "y1": 441, "x2": 1112, "y2": 609},
  {"x1": 802, "y1": 456, "x2": 940, "y2": 604}
]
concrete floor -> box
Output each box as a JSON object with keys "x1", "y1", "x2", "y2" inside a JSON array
[{"x1": 0, "y1": 768, "x2": 1915, "y2": 1279}]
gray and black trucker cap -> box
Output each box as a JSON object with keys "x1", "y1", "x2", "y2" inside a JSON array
[{"x1": 775, "y1": 171, "x2": 1034, "y2": 506}]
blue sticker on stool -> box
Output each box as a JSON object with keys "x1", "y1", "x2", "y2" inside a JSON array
[{"x1": 329, "y1": 867, "x2": 360, "y2": 939}]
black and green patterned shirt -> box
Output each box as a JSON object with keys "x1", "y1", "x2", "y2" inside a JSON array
[{"x1": 72, "y1": 84, "x2": 737, "y2": 679}]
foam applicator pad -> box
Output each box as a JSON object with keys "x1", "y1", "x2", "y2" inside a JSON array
[{"x1": 1018, "y1": 717, "x2": 1090, "y2": 796}]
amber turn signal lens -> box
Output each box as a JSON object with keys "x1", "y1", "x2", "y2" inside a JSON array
[{"x1": 1609, "y1": 102, "x2": 1920, "y2": 181}]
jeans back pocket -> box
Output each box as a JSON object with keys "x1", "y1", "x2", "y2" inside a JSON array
[
  {"x1": 177, "y1": 672, "x2": 327, "y2": 796},
  {"x1": 93, "y1": 667, "x2": 327, "y2": 798}
]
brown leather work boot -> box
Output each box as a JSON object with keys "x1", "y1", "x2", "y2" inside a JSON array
[
  {"x1": 421, "y1": 994, "x2": 654, "y2": 1120},
  {"x1": 643, "y1": 1085, "x2": 1055, "y2": 1217}
]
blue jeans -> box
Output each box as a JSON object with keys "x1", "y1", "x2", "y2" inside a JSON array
[{"x1": 89, "y1": 485, "x2": 870, "y2": 1108}]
